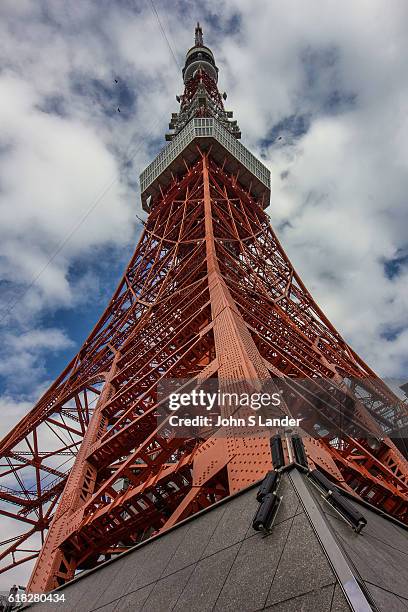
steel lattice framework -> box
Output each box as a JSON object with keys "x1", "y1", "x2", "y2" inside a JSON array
[{"x1": 1, "y1": 24, "x2": 407, "y2": 592}]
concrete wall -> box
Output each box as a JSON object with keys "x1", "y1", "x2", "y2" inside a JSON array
[
  {"x1": 24, "y1": 474, "x2": 351, "y2": 611},
  {"x1": 24, "y1": 468, "x2": 407, "y2": 611}
]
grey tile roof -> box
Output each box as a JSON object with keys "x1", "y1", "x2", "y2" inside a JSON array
[{"x1": 23, "y1": 467, "x2": 408, "y2": 612}]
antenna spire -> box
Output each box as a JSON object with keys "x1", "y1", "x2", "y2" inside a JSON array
[{"x1": 195, "y1": 22, "x2": 203, "y2": 46}]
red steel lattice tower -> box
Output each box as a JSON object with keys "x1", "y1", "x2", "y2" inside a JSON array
[{"x1": 1, "y1": 24, "x2": 408, "y2": 592}]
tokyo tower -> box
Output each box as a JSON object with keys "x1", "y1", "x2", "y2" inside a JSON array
[{"x1": 0, "y1": 24, "x2": 407, "y2": 594}]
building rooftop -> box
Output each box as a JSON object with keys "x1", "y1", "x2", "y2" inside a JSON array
[{"x1": 23, "y1": 467, "x2": 408, "y2": 611}]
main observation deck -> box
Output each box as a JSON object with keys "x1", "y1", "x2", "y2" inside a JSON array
[{"x1": 140, "y1": 117, "x2": 271, "y2": 211}]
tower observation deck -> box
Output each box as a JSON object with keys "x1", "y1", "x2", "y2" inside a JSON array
[
  {"x1": 0, "y1": 24, "x2": 407, "y2": 597},
  {"x1": 140, "y1": 23, "x2": 268, "y2": 209}
]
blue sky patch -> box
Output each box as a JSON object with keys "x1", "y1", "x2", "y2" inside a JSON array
[{"x1": 383, "y1": 250, "x2": 408, "y2": 279}]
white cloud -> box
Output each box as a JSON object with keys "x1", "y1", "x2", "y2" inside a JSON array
[
  {"x1": 0, "y1": 72, "x2": 134, "y2": 306},
  {"x1": 0, "y1": 328, "x2": 73, "y2": 396},
  {"x1": 0, "y1": 396, "x2": 32, "y2": 439}
]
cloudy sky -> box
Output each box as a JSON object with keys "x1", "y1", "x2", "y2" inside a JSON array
[{"x1": 0, "y1": 0, "x2": 407, "y2": 587}]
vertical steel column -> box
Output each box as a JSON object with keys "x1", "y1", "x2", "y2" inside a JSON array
[{"x1": 27, "y1": 352, "x2": 121, "y2": 592}]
